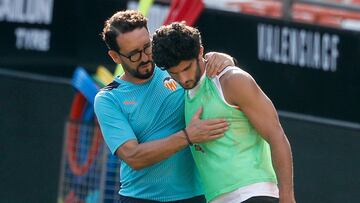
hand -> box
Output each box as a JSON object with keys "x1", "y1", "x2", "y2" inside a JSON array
[
  {"x1": 185, "y1": 106, "x2": 228, "y2": 144},
  {"x1": 204, "y1": 52, "x2": 235, "y2": 78}
]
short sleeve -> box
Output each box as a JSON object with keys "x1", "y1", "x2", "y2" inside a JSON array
[{"x1": 94, "y1": 91, "x2": 137, "y2": 155}]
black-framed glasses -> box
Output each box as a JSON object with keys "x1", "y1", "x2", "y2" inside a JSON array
[{"x1": 117, "y1": 43, "x2": 152, "y2": 62}]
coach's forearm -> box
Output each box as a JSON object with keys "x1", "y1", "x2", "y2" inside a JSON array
[{"x1": 117, "y1": 131, "x2": 189, "y2": 170}]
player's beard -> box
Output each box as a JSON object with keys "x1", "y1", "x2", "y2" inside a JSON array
[{"x1": 183, "y1": 59, "x2": 202, "y2": 90}]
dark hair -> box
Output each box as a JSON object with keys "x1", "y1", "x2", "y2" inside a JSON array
[
  {"x1": 152, "y1": 22, "x2": 202, "y2": 69},
  {"x1": 102, "y1": 10, "x2": 148, "y2": 52}
]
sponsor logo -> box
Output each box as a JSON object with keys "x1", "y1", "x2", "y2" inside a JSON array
[{"x1": 123, "y1": 101, "x2": 136, "y2": 105}]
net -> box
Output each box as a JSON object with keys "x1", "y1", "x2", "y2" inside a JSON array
[{"x1": 57, "y1": 120, "x2": 121, "y2": 203}]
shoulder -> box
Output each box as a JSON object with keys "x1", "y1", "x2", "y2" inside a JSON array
[
  {"x1": 94, "y1": 81, "x2": 120, "y2": 110},
  {"x1": 218, "y1": 66, "x2": 261, "y2": 106},
  {"x1": 154, "y1": 66, "x2": 171, "y2": 80},
  {"x1": 219, "y1": 66, "x2": 256, "y2": 89},
  {"x1": 100, "y1": 80, "x2": 121, "y2": 91},
  {"x1": 95, "y1": 81, "x2": 120, "y2": 102}
]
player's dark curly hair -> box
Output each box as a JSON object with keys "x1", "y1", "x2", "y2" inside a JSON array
[
  {"x1": 102, "y1": 10, "x2": 148, "y2": 52},
  {"x1": 152, "y1": 22, "x2": 202, "y2": 70}
]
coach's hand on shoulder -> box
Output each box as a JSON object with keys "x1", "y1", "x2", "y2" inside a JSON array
[
  {"x1": 185, "y1": 106, "x2": 228, "y2": 144},
  {"x1": 205, "y1": 52, "x2": 235, "y2": 78}
]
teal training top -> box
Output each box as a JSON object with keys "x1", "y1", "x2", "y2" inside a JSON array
[
  {"x1": 94, "y1": 67, "x2": 203, "y2": 201},
  {"x1": 184, "y1": 76, "x2": 277, "y2": 201}
]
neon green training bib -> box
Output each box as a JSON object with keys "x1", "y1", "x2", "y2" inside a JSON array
[{"x1": 184, "y1": 76, "x2": 277, "y2": 201}]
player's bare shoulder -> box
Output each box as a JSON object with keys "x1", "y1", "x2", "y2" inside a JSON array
[
  {"x1": 218, "y1": 66, "x2": 261, "y2": 107},
  {"x1": 219, "y1": 66, "x2": 255, "y2": 89}
]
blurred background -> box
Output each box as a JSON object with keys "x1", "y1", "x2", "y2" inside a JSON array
[{"x1": 0, "y1": 0, "x2": 359, "y2": 202}]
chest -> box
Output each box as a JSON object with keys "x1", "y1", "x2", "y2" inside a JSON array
[
  {"x1": 115, "y1": 74, "x2": 185, "y2": 135},
  {"x1": 185, "y1": 80, "x2": 239, "y2": 122}
]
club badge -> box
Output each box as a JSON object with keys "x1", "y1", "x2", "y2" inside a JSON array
[{"x1": 163, "y1": 77, "x2": 177, "y2": 91}]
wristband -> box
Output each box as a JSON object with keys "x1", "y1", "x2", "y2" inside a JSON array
[{"x1": 182, "y1": 129, "x2": 193, "y2": 146}]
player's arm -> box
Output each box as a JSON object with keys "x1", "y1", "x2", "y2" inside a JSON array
[
  {"x1": 95, "y1": 95, "x2": 228, "y2": 170},
  {"x1": 221, "y1": 69, "x2": 296, "y2": 203}
]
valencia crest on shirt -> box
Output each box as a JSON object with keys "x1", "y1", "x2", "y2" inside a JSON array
[{"x1": 163, "y1": 77, "x2": 177, "y2": 91}]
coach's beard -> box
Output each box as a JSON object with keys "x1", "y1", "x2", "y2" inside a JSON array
[{"x1": 134, "y1": 61, "x2": 155, "y2": 79}]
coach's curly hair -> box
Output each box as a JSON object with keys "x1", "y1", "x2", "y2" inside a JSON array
[
  {"x1": 102, "y1": 10, "x2": 148, "y2": 52},
  {"x1": 152, "y1": 22, "x2": 202, "y2": 70}
]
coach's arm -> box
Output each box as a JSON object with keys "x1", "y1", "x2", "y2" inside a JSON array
[{"x1": 116, "y1": 107, "x2": 227, "y2": 170}]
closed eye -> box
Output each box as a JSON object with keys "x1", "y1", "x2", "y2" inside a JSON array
[{"x1": 169, "y1": 61, "x2": 193, "y2": 75}]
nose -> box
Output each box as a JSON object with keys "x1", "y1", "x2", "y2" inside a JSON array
[
  {"x1": 178, "y1": 73, "x2": 188, "y2": 85},
  {"x1": 140, "y1": 49, "x2": 151, "y2": 62}
]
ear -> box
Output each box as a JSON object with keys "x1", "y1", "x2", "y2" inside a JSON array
[
  {"x1": 108, "y1": 50, "x2": 123, "y2": 64},
  {"x1": 198, "y1": 46, "x2": 204, "y2": 60}
]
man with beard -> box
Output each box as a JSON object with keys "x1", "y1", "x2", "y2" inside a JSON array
[
  {"x1": 152, "y1": 22, "x2": 296, "y2": 203},
  {"x1": 94, "y1": 10, "x2": 236, "y2": 203}
]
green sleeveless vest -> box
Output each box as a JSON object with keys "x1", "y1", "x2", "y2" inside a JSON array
[{"x1": 184, "y1": 77, "x2": 277, "y2": 201}]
